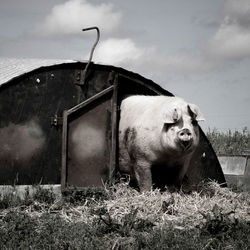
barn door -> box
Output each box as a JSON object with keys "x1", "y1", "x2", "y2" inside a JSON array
[{"x1": 61, "y1": 86, "x2": 117, "y2": 189}]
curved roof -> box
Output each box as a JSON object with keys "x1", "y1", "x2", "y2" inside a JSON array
[
  {"x1": 0, "y1": 57, "x2": 170, "y2": 96},
  {"x1": 0, "y1": 57, "x2": 78, "y2": 86}
]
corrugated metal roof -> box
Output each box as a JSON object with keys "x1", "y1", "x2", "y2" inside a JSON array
[{"x1": 0, "y1": 58, "x2": 78, "y2": 86}]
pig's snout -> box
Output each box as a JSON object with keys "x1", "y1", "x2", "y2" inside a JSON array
[{"x1": 178, "y1": 129, "x2": 193, "y2": 149}]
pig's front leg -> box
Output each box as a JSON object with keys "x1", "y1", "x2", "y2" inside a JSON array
[
  {"x1": 174, "y1": 160, "x2": 190, "y2": 187},
  {"x1": 134, "y1": 160, "x2": 152, "y2": 192}
]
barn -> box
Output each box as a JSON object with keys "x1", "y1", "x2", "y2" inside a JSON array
[{"x1": 0, "y1": 58, "x2": 226, "y2": 190}]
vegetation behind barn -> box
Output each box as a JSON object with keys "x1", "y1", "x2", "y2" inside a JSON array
[{"x1": 206, "y1": 127, "x2": 250, "y2": 155}]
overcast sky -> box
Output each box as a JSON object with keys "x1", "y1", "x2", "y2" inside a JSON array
[{"x1": 1, "y1": 0, "x2": 250, "y2": 132}]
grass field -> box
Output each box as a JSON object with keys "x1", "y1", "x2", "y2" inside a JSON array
[
  {"x1": 0, "y1": 181, "x2": 250, "y2": 249},
  {"x1": 206, "y1": 127, "x2": 250, "y2": 155}
]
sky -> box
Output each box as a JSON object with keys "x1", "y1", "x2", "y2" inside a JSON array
[{"x1": 1, "y1": 0, "x2": 250, "y2": 132}]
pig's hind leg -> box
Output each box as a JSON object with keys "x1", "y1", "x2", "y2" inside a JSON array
[{"x1": 134, "y1": 159, "x2": 152, "y2": 192}]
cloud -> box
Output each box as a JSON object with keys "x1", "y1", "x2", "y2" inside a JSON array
[
  {"x1": 91, "y1": 37, "x2": 213, "y2": 81},
  {"x1": 26, "y1": 0, "x2": 250, "y2": 79},
  {"x1": 206, "y1": 24, "x2": 250, "y2": 61},
  {"x1": 205, "y1": 0, "x2": 250, "y2": 61},
  {"x1": 94, "y1": 0, "x2": 250, "y2": 78},
  {"x1": 223, "y1": 0, "x2": 250, "y2": 28},
  {"x1": 158, "y1": 0, "x2": 250, "y2": 76},
  {"x1": 35, "y1": 0, "x2": 122, "y2": 36},
  {"x1": 90, "y1": 37, "x2": 175, "y2": 81},
  {"x1": 94, "y1": 38, "x2": 146, "y2": 65},
  {"x1": 192, "y1": 15, "x2": 221, "y2": 28},
  {"x1": 87, "y1": 0, "x2": 250, "y2": 81}
]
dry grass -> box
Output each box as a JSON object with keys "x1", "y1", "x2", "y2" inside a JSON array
[
  {"x1": 96, "y1": 181, "x2": 250, "y2": 227},
  {"x1": 0, "y1": 181, "x2": 250, "y2": 249},
  {"x1": 1, "y1": 181, "x2": 249, "y2": 226}
]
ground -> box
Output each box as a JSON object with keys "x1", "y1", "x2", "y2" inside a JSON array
[{"x1": 0, "y1": 181, "x2": 250, "y2": 249}]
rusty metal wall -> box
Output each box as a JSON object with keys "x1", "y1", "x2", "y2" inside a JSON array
[
  {"x1": 0, "y1": 61, "x2": 226, "y2": 188},
  {"x1": 0, "y1": 63, "x2": 113, "y2": 185}
]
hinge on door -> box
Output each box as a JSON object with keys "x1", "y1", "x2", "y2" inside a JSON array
[{"x1": 50, "y1": 115, "x2": 63, "y2": 127}]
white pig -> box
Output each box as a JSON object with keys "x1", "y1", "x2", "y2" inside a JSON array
[{"x1": 119, "y1": 95, "x2": 205, "y2": 191}]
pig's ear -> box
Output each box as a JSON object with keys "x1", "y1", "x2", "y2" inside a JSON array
[
  {"x1": 164, "y1": 108, "x2": 181, "y2": 123},
  {"x1": 188, "y1": 104, "x2": 205, "y2": 121}
]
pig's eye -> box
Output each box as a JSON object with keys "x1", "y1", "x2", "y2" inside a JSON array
[{"x1": 192, "y1": 120, "x2": 198, "y2": 126}]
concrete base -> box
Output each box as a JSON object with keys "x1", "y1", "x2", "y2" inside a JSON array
[{"x1": 0, "y1": 185, "x2": 62, "y2": 199}]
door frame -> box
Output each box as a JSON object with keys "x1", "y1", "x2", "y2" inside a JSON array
[{"x1": 61, "y1": 84, "x2": 118, "y2": 190}]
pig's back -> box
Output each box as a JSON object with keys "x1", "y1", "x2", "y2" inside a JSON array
[
  {"x1": 119, "y1": 95, "x2": 185, "y2": 129},
  {"x1": 119, "y1": 95, "x2": 174, "y2": 128}
]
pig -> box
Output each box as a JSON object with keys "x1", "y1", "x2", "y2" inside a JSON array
[{"x1": 118, "y1": 95, "x2": 205, "y2": 192}]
